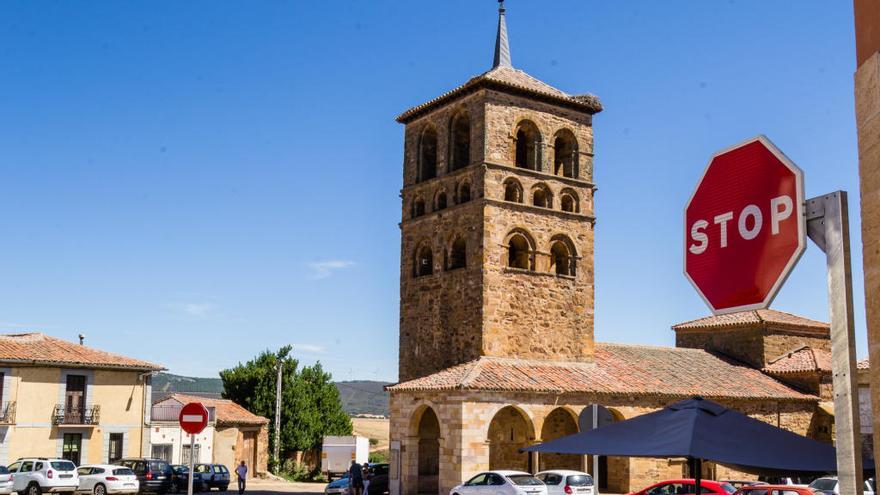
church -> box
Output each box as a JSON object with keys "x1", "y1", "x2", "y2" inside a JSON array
[{"x1": 386, "y1": 4, "x2": 841, "y2": 494}]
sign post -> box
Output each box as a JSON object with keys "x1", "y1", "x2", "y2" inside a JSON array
[
  {"x1": 806, "y1": 192, "x2": 863, "y2": 495},
  {"x1": 685, "y1": 136, "x2": 861, "y2": 492},
  {"x1": 179, "y1": 402, "x2": 209, "y2": 495}
]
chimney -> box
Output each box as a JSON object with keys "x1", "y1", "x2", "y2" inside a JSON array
[{"x1": 78, "y1": 333, "x2": 85, "y2": 345}]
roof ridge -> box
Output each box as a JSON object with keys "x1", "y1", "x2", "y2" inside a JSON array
[
  {"x1": 767, "y1": 344, "x2": 813, "y2": 365},
  {"x1": 598, "y1": 341, "x2": 707, "y2": 353}
]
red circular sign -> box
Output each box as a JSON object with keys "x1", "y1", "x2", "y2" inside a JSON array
[
  {"x1": 179, "y1": 402, "x2": 209, "y2": 434},
  {"x1": 684, "y1": 135, "x2": 805, "y2": 314}
]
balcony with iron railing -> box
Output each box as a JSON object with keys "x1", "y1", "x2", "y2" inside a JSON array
[
  {"x1": 52, "y1": 404, "x2": 100, "y2": 426},
  {"x1": 0, "y1": 402, "x2": 15, "y2": 425}
]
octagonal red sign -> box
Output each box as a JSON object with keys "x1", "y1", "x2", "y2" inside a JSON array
[{"x1": 684, "y1": 135, "x2": 805, "y2": 315}]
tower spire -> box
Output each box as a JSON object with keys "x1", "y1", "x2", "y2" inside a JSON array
[{"x1": 493, "y1": 0, "x2": 512, "y2": 68}]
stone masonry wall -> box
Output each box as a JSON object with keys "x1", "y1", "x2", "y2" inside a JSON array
[{"x1": 675, "y1": 327, "x2": 831, "y2": 368}]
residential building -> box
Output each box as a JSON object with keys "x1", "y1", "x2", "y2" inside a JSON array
[
  {"x1": 0, "y1": 332, "x2": 163, "y2": 465},
  {"x1": 151, "y1": 394, "x2": 268, "y2": 474}
]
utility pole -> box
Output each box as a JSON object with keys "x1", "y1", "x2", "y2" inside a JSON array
[{"x1": 274, "y1": 358, "x2": 283, "y2": 473}]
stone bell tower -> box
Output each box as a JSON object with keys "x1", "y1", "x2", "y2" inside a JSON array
[{"x1": 396, "y1": 1, "x2": 602, "y2": 382}]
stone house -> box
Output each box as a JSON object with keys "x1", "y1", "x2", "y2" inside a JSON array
[
  {"x1": 151, "y1": 394, "x2": 269, "y2": 474},
  {"x1": 0, "y1": 332, "x2": 164, "y2": 465},
  {"x1": 387, "y1": 5, "x2": 848, "y2": 495}
]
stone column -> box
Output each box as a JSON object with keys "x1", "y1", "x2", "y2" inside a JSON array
[{"x1": 854, "y1": 0, "x2": 880, "y2": 475}]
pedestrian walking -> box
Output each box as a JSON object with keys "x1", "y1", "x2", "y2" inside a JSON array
[
  {"x1": 349, "y1": 461, "x2": 364, "y2": 495},
  {"x1": 235, "y1": 461, "x2": 248, "y2": 495},
  {"x1": 362, "y1": 462, "x2": 371, "y2": 495}
]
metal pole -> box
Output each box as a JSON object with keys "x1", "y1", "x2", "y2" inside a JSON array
[
  {"x1": 806, "y1": 191, "x2": 863, "y2": 494},
  {"x1": 274, "y1": 360, "x2": 283, "y2": 473},
  {"x1": 591, "y1": 404, "x2": 600, "y2": 490},
  {"x1": 187, "y1": 434, "x2": 195, "y2": 495},
  {"x1": 694, "y1": 458, "x2": 702, "y2": 495}
]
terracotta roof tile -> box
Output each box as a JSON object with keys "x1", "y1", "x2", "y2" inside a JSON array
[
  {"x1": 396, "y1": 66, "x2": 602, "y2": 123},
  {"x1": 0, "y1": 332, "x2": 163, "y2": 371},
  {"x1": 159, "y1": 393, "x2": 269, "y2": 426},
  {"x1": 672, "y1": 309, "x2": 829, "y2": 333},
  {"x1": 763, "y1": 346, "x2": 832, "y2": 374},
  {"x1": 387, "y1": 343, "x2": 813, "y2": 401}
]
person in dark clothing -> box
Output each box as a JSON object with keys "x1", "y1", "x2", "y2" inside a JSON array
[{"x1": 349, "y1": 461, "x2": 364, "y2": 495}]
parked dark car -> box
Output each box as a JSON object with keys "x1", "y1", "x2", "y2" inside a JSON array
[
  {"x1": 193, "y1": 465, "x2": 229, "y2": 492},
  {"x1": 170, "y1": 465, "x2": 206, "y2": 493},
  {"x1": 118, "y1": 459, "x2": 174, "y2": 494},
  {"x1": 366, "y1": 463, "x2": 389, "y2": 495}
]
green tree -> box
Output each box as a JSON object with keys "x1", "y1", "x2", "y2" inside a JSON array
[{"x1": 220, "y1": 346, "x2": 352, "y2": 463}]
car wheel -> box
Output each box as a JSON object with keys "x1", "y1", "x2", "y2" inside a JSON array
[
  {"x1": 27, "y1": 484, "x2": 40, "y2": 495},
  {"x1": 94, "y1": 484, "x2": 106, "y2": 495}
]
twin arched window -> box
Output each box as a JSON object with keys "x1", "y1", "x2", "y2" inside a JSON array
[
  {"x1": 560, "y1": 189, "x2": 580, "y2": 213},
  {"x1": 435, "y1": 191, "x2": 448, "y2": 211},
  {"x1": 449, "y1": 112, "x2": 471, "y2": 172},
  {"x1": 553, "y1": 130, "x2": 578, "y2": 178},
  {"x1": 418, "y1": 127, "x2": 438, "y2": 182},
  {"x1": 458, "y1": 181, "x2": 472, "y2": 203},
  {"x1": 504, "y1": 179, "x2": 524, "y2": 203},
  {"x1": 532, "y1": 185, "x2": 552, "y2": 208},
  {"x1": 448, "y1": 237, "x2": 467, "y2": 270},
  {"x1": 505, "y1": 230, "x2": 577, "y2": 276},
  {"x1": 414, "y1": 244, "x2": 434, "y2": 277},
  {"x1": 515, "y1": 120, "x2": 542, "y2": 171},
  {"x1": 412, "y1": 197, "x2": 426, "y2": 218}
]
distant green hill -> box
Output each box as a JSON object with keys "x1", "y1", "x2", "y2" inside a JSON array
[
  {"x1": 152, "y1": 372, "x2": 224, "y2": 403},
  {"x1": 335, "y1": 381, "x2": 390, "y2": 417},
  {"x1": 153, "y1": 373, "x2": 389, "y2": 417}
]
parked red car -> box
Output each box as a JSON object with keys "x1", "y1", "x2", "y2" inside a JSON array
[
  {"x1": 734, "y1": 486, "x2": 815, "y2": 495},
  {"x1": 629, "y1": 479, "x2": 738, "y2": 495}
]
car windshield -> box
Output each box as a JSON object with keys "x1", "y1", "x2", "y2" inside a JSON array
[
  {"x1": 809, "y1": 479, "x2": 837, "y2": 491},
  {"x1": 195, "y1": 465, "x2": 210, "y2": 474},
  {"x1": 113, "y1": 469, "x2": 135, "y2": 476},
  {"x1": 508, "y1": 475, "x2": 543, "y2": 486},
  {"x1": 719, "y1": 483, "x2": 737, "y2": 494},
  {"x1": 51, "y1": 462, "x2": 76, "y2": 471},
  {"x1": 150, "y1": 462, "x2": 169, "y2": 473},
  {"x1": 566, "y1": 475, "x2": 593, "y2": 487},
  {"x1": 174, "y1": 466, "x2": 188, "y2": 474},
  {"x1": 0, "y1": 467, "x2": 8, "y2": 475}
]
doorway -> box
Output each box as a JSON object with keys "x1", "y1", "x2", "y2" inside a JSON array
[
  {"x1": 65, "y1": 375, "x2": 86, "y2": 423},
  {"x1": 62, "y1": 433, "x2": 82, "y2": 465}
]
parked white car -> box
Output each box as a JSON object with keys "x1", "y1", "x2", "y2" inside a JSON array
[
  {"x1": 0, "y1": 466, "x2": 13, "y2": 495},
  {"x1": 451, "y1": 471, "x2": 547, "y2": 495},
  {"x1": 808, "y1": 476, "x2": 876, "y2": 495},
  {"x1": 535, "y1": 470, "x2": 595, "y2": 495},
  {"x1": 8, "y1": 459, "x2": 79, "y2": 495},
  {"x1": 76, "y1": 465, "x2": 139, "y2": 495}
]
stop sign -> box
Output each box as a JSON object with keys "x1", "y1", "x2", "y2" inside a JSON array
[
  {"x1": 684, "y1": 135, "x2": 805, "y2": 315},
  {"x1": 179, "y1": 402, "x2": 209, "y2": 435}
]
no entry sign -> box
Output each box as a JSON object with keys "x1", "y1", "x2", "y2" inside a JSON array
[
  {"x1": 179, "y1": 402, "x2": 209, "y2": 435},
  {"x1": 684, "y1": 135, "x2": 805, "y2": 314}
]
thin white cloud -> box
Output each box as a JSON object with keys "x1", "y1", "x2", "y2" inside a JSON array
[
  {"x1": 168, "y1": 302, "x2": 218, "y2": 319},
  {"x1": 307, "y1": 260, "x2": 355, "y2": 280},
  {"x1": 294, "y1": 343, "x2": 325, "y2": 354}
]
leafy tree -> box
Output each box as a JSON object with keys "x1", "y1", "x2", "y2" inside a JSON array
[{"x1": 220, "y1": 346, "x2": 352, "y2": 462}]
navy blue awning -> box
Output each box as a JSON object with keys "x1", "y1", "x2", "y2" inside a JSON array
[{"x1": 523, "y1": 397, "x2": 853, "y2": 474}]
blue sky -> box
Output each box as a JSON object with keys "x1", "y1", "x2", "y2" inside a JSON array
[{"x1": 0, "y1": 1, "x2": 863, "y2": 383}]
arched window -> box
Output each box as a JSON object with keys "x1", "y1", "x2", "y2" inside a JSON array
[
  {"x1": 560, "y1": 190, "x2": 579, "y2": 213},
  {"x1": 418, "y1": 127, "x2": 438, "y2": 182},
  {"x1": 458, "y1": 181, "x2": 472, "y2": 203},
  {"x1": 553, "y1": 129, "x2": 579, "y2": 178},
  {"x1": 504, "y1": 179, "x2": 523, "y2": 203},
  {"x1": 507, "y1": 233, "x2": 534, "y2": 270},
  {"x1": 532, "y1": 185, "x2": 552, "y2": 208},
  {"x1": 412, "y1": 197, "x2": 426, "y2": 218},
  {"x1": 515, "y1": 120, "x2": 542, "y2": 171},
  {"x1": 550, "y1": 236, "x2": 577, "y2": 276},
  {"x1": 435, "y1": 191, "x2": 448, "y2": 211},
  {"x1": 449, "y1": 111, "x2": 471, "y2": 171},
  {"x1": 414, "y1": 244, "x2": 433, "y2": 277},
  {"x1": 448, "y1": 237, "x2": 467, "y2": 270}
]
